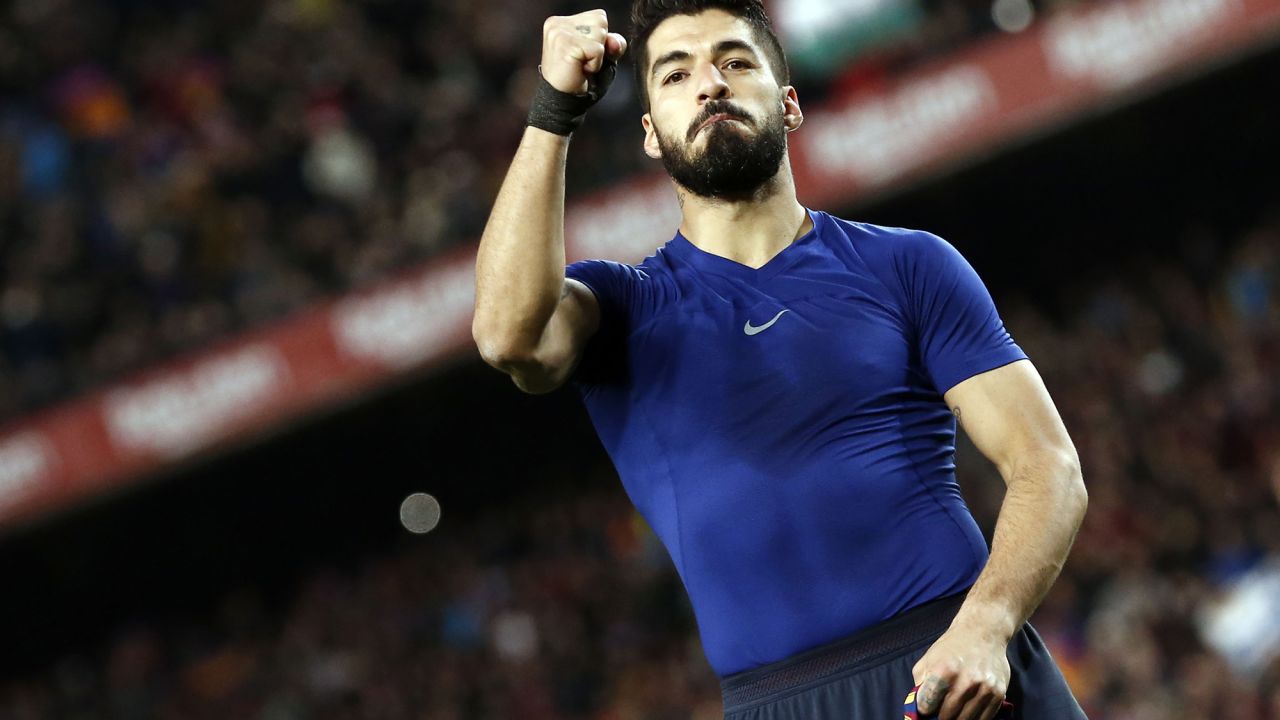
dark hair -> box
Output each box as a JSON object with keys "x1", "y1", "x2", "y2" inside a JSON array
[{"x1": 630, "y1": 0, "x2": 790, "y2": 111}]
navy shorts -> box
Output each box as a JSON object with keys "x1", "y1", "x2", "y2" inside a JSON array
[{"x1": 720, "y1": 592, "x2": 1087, "y2": 719}]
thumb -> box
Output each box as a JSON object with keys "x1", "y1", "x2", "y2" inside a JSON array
[{"x1": 605, "y1": 32, "x2": 628, "y2": 59}]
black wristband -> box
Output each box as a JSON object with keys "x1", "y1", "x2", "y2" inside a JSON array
[{"x1": 526, "y1": 58, "x2": 617, "y2": 136}]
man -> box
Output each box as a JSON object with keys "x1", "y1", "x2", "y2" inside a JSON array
[{"x1": 472, "y1": 2, "x2": 1088, "y2": 718}]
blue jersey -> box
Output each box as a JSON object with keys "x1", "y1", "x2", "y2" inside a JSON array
[{"x1": 564, "y1": 209, "x2": 1026, "y2": 677}]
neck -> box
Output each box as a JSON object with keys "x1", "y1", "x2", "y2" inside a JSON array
[{"x1": 674, "y1": 158, "x2": 812, "y2": 269}]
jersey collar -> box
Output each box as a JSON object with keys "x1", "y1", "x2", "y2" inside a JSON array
[{"x1": 666, "y1": 207, "x2": 825, "y2": 283}]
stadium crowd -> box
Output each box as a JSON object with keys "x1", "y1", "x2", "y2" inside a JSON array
[
  {"x1": 4, "y1": 0, "x2": 1277, "y2": 718},
  {"x1": 0, "y1": 0, "x2": 1098, "y2": 422},
  {"x1": 1, "y1": 211, "x2": 1278, "y2": 718}
]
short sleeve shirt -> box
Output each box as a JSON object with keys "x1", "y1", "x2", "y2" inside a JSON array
[{"x1": 565, "y1": 209, "x2": 1027, "y2": 677}]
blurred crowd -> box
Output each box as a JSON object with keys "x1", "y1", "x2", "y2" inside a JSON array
[
  {"x1": 12, "y1": 0, "x2": 1271, "y2": 718},
  {"x1": 0, "y1": 0, "x2": 1095, "y2": 422},
  {"x1": 989, "y1": 214, "x2": 1280, "y2": 718},
  {"x1": 1, "y1": 211, "x2": 1278, "y2": 718},
  {"x1": 0, "y1": 491, "x2": 723, "y2": 720}
]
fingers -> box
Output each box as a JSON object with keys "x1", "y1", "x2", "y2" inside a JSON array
[
  {"x1": 939, "y1": 676, "x2": 1008, "y2": 720},
  {"x1": 605, "y1": 32, "x2": 628, "y2": 59},
  {"x1": 581, "y1": 41, "x2": 608, "y2": 74},
  {"x1": 915, "y1": 668, "x2": 953, "y2": 716},
  {"x1": 915, "y1": 667, "x2": 1007, "y2": 720},
  {"x1": 540, "y1": 10, "x2": 620, "y2": 94},
  {"x1": 975, "y1": 695, "x2": 1007, "y2": 720},
  {"x1": 958, "y1": 689, "x2": 1007, "y2": 720},
  {"x1": 943, "y1": 683, "x2": 982, "y2": 720}
]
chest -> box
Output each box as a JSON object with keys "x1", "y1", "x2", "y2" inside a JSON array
[{"x1": 631, "y1": 287, "x2": 917, "y2": 408}]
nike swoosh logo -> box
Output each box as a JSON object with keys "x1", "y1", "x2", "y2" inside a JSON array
[{"x1": 743, "y1": 309, "x2": 790, "y2": 336}]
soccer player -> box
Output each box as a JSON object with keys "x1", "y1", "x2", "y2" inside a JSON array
[{"x1": 472, "y1": 2, "x2": 1088, "y2": 718}]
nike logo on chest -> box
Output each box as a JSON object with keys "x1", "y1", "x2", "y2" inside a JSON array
[{"x1": 743, "y1": 309, "x2": 790, "y2": 336}]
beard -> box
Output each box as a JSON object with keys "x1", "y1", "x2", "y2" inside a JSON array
[{"x1": 655, "y1": 100, "x2": 788, "y2": 201}]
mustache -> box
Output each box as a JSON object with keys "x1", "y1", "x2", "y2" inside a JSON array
[{"x1": 687, "y1": 101, "x2": 754, "y2": 142}]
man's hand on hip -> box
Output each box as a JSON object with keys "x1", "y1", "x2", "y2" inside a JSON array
[{"x1": 912, "y1": 621, "x2": 1011, "y2": 720}]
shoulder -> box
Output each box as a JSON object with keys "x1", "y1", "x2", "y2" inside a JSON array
[
  {"x1": 816, "y1": 212, "x2": 957, "y2": 286},
  {"x1": 566, "y1": 246, "x2": 675, "y2": 289},
  {"x1": 821, "y1": 213, "x2": 949, "y2": 258},
  {"x1": 565, "y1": 247, "x2": 678, "y2": 327}
]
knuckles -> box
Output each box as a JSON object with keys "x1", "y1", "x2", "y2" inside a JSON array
[
  {"x1": 545, "y1": 32, "x2": 606, "y2": 63},
  {"x1": 547, "y1": 27, "x2": 573, "y2": 45},
  {"x1": 915, "y1": 652, "x2": 1008, "y2": 718},
  {"x1": 543, "y1": 11, "x2": 609, "y2": 35},
  {"x1": 960, "y1": 671, "x2": 1001, "y2": 690},
  {"x1": 544, "y1": 27, "x2": 606, "y2": 53}
]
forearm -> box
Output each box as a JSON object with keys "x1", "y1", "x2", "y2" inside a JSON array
[
  {"x1": 953, "y1": 451, "x2": 1087, "y2": 642},
  {"x1": 473, "y1": 127, "x2": 571, "y2": 359}
]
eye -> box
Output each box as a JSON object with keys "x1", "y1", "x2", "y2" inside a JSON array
[
  {"x1": 725, "y1": 59, "x2": 750, "y2": 70},
  {"x1": 664, "y1": 71, "x2": 687, "y2": 85}
]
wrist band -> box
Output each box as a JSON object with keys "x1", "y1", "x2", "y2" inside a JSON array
[{"x1": 526, "y1": 58, "x2": 617, "y2": 136}]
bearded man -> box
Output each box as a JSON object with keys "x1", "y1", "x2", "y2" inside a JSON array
[{"x1": 472, "y1": 2, "x2": 1089, "y2": 719}]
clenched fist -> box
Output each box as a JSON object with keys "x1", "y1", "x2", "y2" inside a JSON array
[{"x1": 540, "y1": 9, "x2": 628, "y2": 96}]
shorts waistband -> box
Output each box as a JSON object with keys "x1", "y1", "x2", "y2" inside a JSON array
[{"x1": 719, "y1": 591, "x2": 968, "y2": 712}]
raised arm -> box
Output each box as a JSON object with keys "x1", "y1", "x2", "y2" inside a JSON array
[{"x1": 471, "y1": 10, "x2": 627, "y2": 394}]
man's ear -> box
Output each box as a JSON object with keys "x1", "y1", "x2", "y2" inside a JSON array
[
  {"x1": 642, "y1": 113, "x2": 663, "y2": 159},
  {"x1": 781, "y1": 86, "x2": 803, "y2": 133}
]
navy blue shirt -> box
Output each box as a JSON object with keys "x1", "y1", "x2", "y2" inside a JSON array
[{"x1": 565, "y1": 209, "x2": 1026, "y2": 676}]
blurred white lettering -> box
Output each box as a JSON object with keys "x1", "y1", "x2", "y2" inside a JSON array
[
  {"x1": 333, "y1": 262, "x2": 475, "y2": 369},
  {"x1": 805, "y1": 66, "x2": 997, "y2": 185},
  {"x1": 1045, "y1": 0, "x2": 1240, "y2": 87},
  {"x1": 105, "y1": 346, "x2": 288, "y2": 457},
  {"x1": 0, "y1": 433, "x2": 53, "y2": 508}
]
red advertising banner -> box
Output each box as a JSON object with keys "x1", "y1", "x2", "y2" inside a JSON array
[
  {"x1": 0, "y1": 248, "x2": 478, "y2": 530},
  {"x1": 2, "y1": 0, "x2": 1279, "y2": 531}
]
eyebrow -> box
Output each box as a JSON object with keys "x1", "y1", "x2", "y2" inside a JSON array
[{"x1": 650, "y1": 39, "x2": 759, "y2": 79}]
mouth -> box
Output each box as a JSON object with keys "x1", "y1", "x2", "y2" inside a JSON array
[{"x1": 695, "y1": 113, "x2": 745, "y2": 136}]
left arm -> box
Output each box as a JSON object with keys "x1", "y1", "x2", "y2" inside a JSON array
[{"x1": 913, "y1": 358, "x2": 1087, "y2": 720}]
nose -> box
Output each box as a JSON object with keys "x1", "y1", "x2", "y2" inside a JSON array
[{"x1": 694, "y1": 62, "x2": 731, "y2": 103}]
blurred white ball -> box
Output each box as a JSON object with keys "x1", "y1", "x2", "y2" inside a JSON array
[
  {"x1": 399, "y1": 492, "x2": 441, "y2": 534},
  {"x1": 992, "y1": 0, "x2": 1035, "y2": 33}
]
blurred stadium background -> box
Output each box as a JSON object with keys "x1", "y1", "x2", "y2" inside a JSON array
[{"x1": 1, "y1": 0, "x2": 1280, "y2": 717}]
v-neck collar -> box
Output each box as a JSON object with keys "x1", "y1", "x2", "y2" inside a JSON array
[{"x1": 666, "y1": 208, "x2": 824, "y2": 284}]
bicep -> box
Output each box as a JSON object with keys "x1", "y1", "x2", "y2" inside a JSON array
[
  {"x1": 511, "y1": 278, "x2": 601, "y2": 394},
  {"x1": 942, "y1": 359, "x2": 1078, "y2": 480}
]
